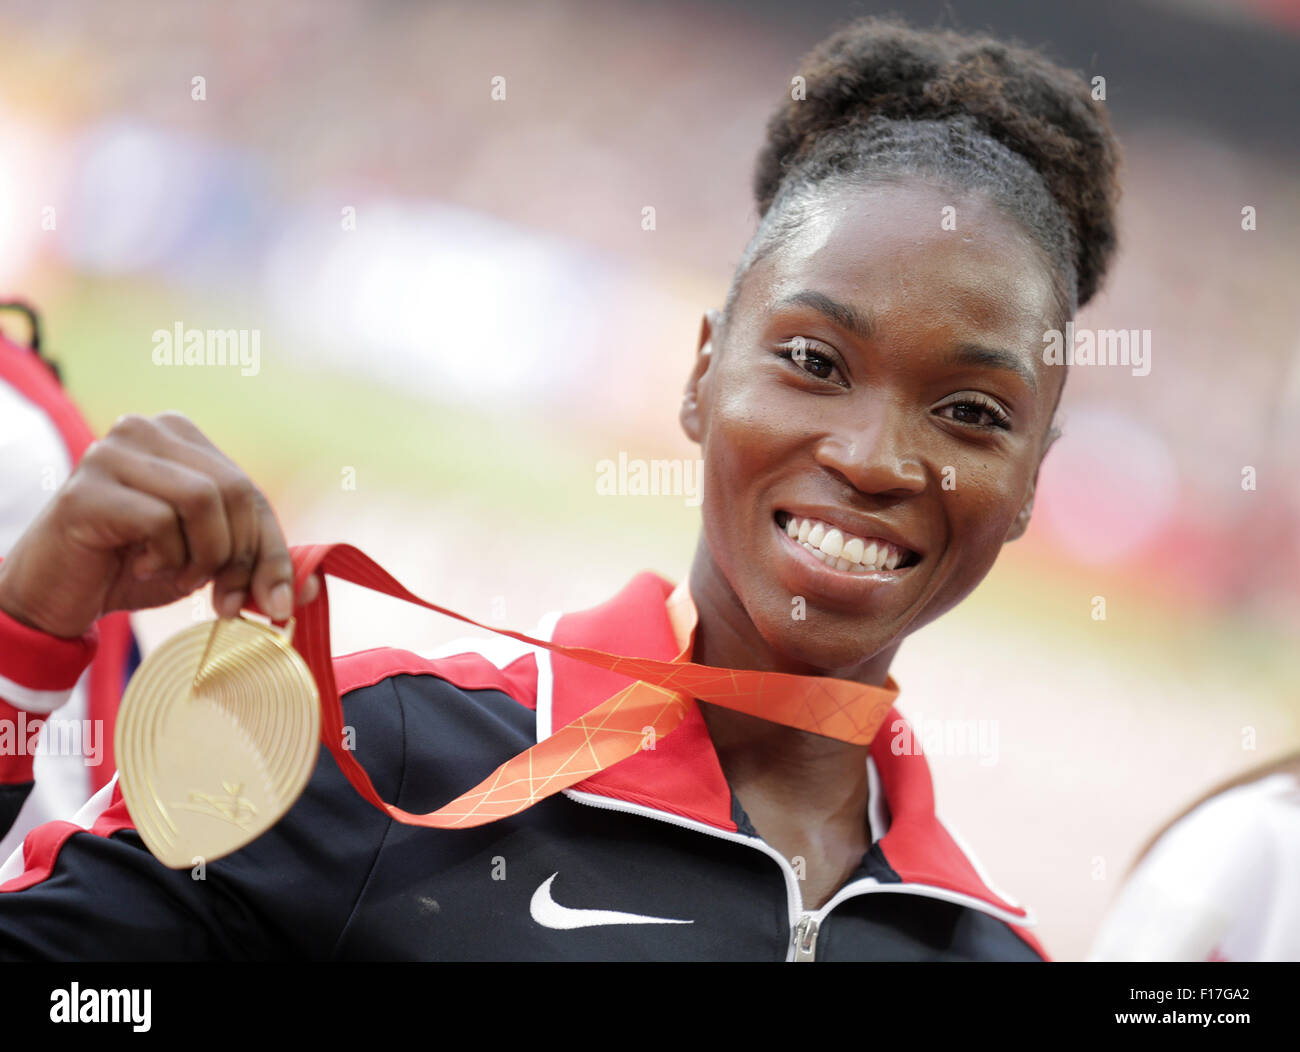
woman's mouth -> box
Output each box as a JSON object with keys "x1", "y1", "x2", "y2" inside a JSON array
[{"x1": 774, "y1": 510, "x2": 920, "y2": 575}]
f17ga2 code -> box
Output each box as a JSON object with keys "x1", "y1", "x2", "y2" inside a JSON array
[{"x1": 1130, "y1": 989, "x2": 1250, "y2": 1003}]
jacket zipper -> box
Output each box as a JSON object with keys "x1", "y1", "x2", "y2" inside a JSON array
[{"x1": 792, "y1": 915, "x2": 819, "y2": 961}]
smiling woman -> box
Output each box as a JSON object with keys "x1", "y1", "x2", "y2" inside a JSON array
[
  {"x1": 0, "y1": 14, "x2": 1119, "y2": 962},
  {"x1": 674, "y1": 18, "x2": 1119, "y2": 927}
]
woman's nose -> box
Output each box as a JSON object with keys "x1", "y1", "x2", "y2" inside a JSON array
[{"x1": 813, "y1": 401, "x2": 928, "y2": 498}]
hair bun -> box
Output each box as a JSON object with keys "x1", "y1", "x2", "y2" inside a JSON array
[{"x1": 754, "y1": 17, "x2": 1122, "y2": 307}]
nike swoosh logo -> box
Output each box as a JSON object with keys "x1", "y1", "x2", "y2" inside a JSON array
[{"x1": 530, "y1": 873, "x2": 694, "y2": 929}]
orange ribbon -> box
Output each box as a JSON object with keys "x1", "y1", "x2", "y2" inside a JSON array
[{"x1": 280, "y1": 544, "x2": 899, "y2": 828}]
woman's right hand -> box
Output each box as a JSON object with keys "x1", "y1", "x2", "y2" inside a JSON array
[{"x1": 0, "y1": 411, "x2": 318, "y2": 640}]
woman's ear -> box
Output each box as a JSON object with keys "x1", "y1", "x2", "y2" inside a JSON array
[
  {"x1": 680, "y1": 309, "x2": 720, "y2": 444},
  {"x1": 1005, "y1": 421, "x2": 1060, "y2": 542},
  {"x1": 1004, "y1": 488, "x2": 1035, "y2": 542}
]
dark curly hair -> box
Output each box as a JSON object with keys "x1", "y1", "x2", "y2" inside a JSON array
[{"x1": 725, "y1": 16, "x2": 1122, "y2": 329}]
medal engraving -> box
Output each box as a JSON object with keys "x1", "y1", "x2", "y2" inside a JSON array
[{"x1": 175, "y1": 781, "x2": 259, "y2": 829}]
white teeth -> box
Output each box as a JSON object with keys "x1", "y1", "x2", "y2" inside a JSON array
[
  {"x1": 801, "y1": 541, "x2": 873, "y2": 574},
  {"x1": 818, "y1": 528, "x2": 844, "y2": 559},
  {"x1": 779, "y1": 513, "x2": 912, "y2": 573}
]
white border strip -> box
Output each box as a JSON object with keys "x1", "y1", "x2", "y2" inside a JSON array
[
  {"x1": 0, "y1": 673, "x2": 73, "y2": 715},
  {"x1": 866, "y1": 755, "x2": 890, "y2": 844},
  {"x1": 937, "y1": 812, "x2": 1035, "y2": 925},
  {"x1": 532, "y1": 610, "x2": 562, "y2": 740},
  {"x1": 0, "y1": 773, "x2": 120, "y2": 884}
]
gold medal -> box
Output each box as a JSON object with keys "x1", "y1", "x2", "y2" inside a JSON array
[{"x1": 114, "y1": 616, "x2": 321, "y2": 869}]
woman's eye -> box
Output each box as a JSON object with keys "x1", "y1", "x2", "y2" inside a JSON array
[
  {"x1": 938, "y1": 398, "x2": 1012, "y2": 431},
  {"x1": 776, "y1": 338, "x2": 841, "y2": 382}
]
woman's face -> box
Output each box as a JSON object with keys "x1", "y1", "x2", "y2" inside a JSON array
[{"x1": 680, "y1": 180, "x2": 1063, "y2": 678}]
